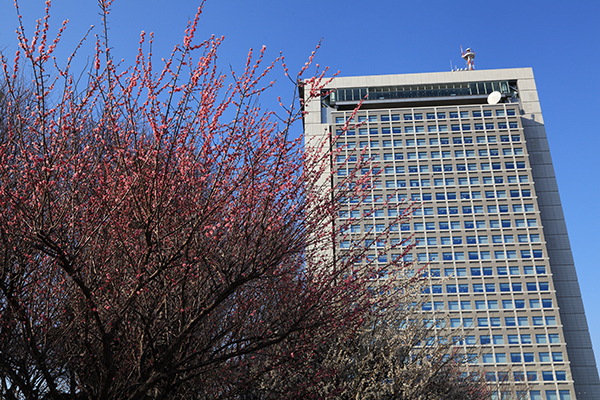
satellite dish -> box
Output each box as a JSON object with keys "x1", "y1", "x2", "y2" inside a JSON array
[{"x1": 487, "y1": 91, "x2": 501, "y2": 105}]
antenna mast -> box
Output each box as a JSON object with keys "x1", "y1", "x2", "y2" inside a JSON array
[{"x1": 460, "y1": 46, "x2": 475, "y2": 70}]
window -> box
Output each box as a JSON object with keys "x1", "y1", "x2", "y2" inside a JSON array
[
  {"x1": 559, "y1": 389, "x2": 572, "y2": 400},
  {"x1": 488, "y1": 300, "x2": 499, "y2": 309},
  {"x1": 492, "y1": 335, "x2": 504, "y2": 345},
  {"x1": 505, "y1": 317, "x2": 516, "y2": 327},
  {"x1": 549, "y1": 334, "x2": 560, "y2": 344},
  {"x1": 539, "y1": 353, "x2": 551, "y2": 362},
  {"x1": 523, "y1": 353, "x2": 534, "y2": 363},
  {"x1": 475, "y1": 301, "x2": 486, "y2": 310},
  {"x1": 482, "y1": 354, "x2": 494, "y2": 364},
  {"x1": 507, "y1": 335, "x2": 519, "y2": 344},
  {"x1": 518, "y1": 317, "x2": 528, "y2": 326},
  {"x1": 496, "y1": 353, "x2": 507, "y2": 363},
  {"x1": 521, "y1": 334, "x2": 532, "y2": 344},
  {"x1": 530, "y1": 299, "x2": 541, "y2": 308},
  {"x1": 514, "y1": 372, "x2": 525, "y2": 382},
  {"x1": 536, "y1": 265, "x2": 547, "y2": 274},
  {"x1": 542, "y1": 371, "x2": 554, "y2": 381},
  {"x1": 502, "y1": 300, "x2": 513, "y2": 309},
  {"x1": 514, "y1": 299, "x2": 525, "y2": 308},
  {"x1": 552, "y1": 352, "x2": 564, "y2": 362},
  {"x1": 511, "y1": 353, "x2": 522, "y2": 362},
  {"x1": 536, "y1": 334, "x2": 547, "y2": 344}
]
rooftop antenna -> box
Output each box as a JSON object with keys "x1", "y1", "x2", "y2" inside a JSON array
[{"x1": 460, "y1": 46, "x2": 475, "y2": 70}]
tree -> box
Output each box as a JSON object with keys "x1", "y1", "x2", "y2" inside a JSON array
[
  {"x1": 0, "y1": 1, "x2": 413, "y2": 399},
  {"x1": 238, "y1": 269, "x2": 494, "y2": 400},
  {"x1": 0, "y1": 2, "x2": 504, "y2": 399}
]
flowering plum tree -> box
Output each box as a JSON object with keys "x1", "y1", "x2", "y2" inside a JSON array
[{"x1": 0, "y1": 1, "x2": 416, "y2": 399}]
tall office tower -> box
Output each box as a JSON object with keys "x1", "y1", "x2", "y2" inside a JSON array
[{"x1": 302, "y1": 68, "x2": 600, "y2": 400}]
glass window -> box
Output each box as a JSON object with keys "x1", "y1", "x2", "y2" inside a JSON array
[
  {"x1": 475, "y1": 301, "x2": 486, "y2": 310},
  {"x1": 492, "y1": 335, "x2": 504, "y2": 345},
  {"x1": 535, "y1": 265, "x2": 546, "y2": 274},
  {"x1": 549, "y1": 334, "x2": 560, "y2": 344},
  {"x1": 488, "y1": 300, "x2": 498, "y2": 309},
  {"x1": 539, "y1": 352, "x2": 551, "y2": 362},
  {"x1": 558, "y1": 390, "x2": 571, "y2": 400},
  {"x1": 514, "y1": 299, "x2": 525, "y2": 309},
  {"x1": 536, "y1": 334, "x2": 547, "y2": 344},
  {"x1": 542, "y1": 371, "x2": 554, "y2": 381},
  {"x1": 507, "y1": 335, "x2": 519, "y2": 344},
  {"x1": 495, "y1": 353, "x2": 507, "y2": 363}
]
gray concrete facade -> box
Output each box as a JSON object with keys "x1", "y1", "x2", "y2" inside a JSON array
[{"x1": 303, "y1": 68, "x2": 600, "y2": 400}]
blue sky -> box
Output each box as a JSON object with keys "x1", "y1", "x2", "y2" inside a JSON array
[{"x1": 2, "y1": 0, "x2": 599, "y2": 367}]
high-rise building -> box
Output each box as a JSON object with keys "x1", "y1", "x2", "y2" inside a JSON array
[{"x1": 302, "y1": 68, "x2": 600, "y2": 400}]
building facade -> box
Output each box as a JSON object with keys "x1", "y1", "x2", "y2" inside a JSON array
[{"x1": 302, "y1": 68, "x2": 600, "y2": 400}]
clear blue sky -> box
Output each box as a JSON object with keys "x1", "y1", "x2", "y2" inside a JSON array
[{"x1": 2, "y1": 0, "x2": 599, "y2": 367}]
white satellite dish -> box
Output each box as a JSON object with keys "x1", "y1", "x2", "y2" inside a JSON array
[{"x1": 487, "y1": 91, "x2": 501, "y2": 105}]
